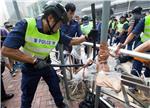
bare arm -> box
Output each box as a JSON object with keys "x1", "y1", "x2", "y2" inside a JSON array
[
  {"x1": 2, "y1": 46, "x2": 35, "y2": 64},
  {"x1": 123, "y1": 32, "x2": 135, "y2": 46},
  {"x1": 128, "y1": 24, "x2": 134, "y2": 35},
  {"x1": 115, "y1": 32, "x2": 135, "y2": 54},
  {"x1": 69, "y1": 35, "x2": 86, "y2": 45},
  {"x1": 134, "y1": 40, "x2": 150, "y2": 52}
]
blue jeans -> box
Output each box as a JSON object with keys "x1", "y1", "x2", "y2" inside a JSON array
[
  {"x1": 21, "y1": 64, "x2": 63, "y2": 108},
  {"x1": 144, "y1": 67, "x2": 150, "y2": 77}
]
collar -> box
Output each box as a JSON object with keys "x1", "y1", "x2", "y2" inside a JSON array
[{"x1": 36, "y1": 16, "x2": 43, "y2": 32}]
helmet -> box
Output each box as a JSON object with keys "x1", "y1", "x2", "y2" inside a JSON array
[
  {"x1": 82, "y1": 15, "x2": 89, "y2": 21},
  {"x1": 43, "y1": 1, "x2": 68, "y2": 23},
  {"x1": 4, "y1": 22, "x2": 13, "y2": 29},
  {"x1": 120, "y1": 14, "x2": 127, "y2": 19},
  {"x1": 131, "y1": 6, "x2": 142, "y2": 14},
  {"x1": 110, "y1": 16, "x2": 115, "y2": 19}
]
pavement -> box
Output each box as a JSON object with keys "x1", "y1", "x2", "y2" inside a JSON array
[{"x1": 1, "y1": 68, "x2": 80, "y2": 108}]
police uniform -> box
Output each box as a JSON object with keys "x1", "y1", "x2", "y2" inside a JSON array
[
  {"x1": 81, "y1": 21, "x2": 93, "y2": 35},
  {"x1": 115, "y1": 21, "x2": 129, "y2": 44},
  {"x1": 109, "y1": 19, "x2": 117, "y2": 45},
  {"x1": 3, "y1": 16, "x2": 72, "y2": 108},
  {"x1": 61, "y1": 20, "x2": 82, "y2": 52},
  {"x1": 131, "y1": 15, "x2": 150, "y2": 77}
]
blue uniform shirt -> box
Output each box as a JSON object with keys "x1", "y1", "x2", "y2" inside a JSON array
[
  {"x1": 3, "y1": 16, "x2": 72, "y2": 49},
  {"x1": 132, "y1": 18, "x2": 145, "y2": 37},
  {"x1": 61, "y1": 20, "x2": 82, "y2": 38},
  {"x1": 60, "y1": 19, "x2": 82, "y2": 52}
]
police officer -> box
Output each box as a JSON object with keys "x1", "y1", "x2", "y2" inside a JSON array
[
  {"x1": 2, "y1": 1, "x2": 97, "y2": 108},
  {"x1": 81, "y1": 15, "x2": 93, "y2": 35},
  {"x1": 116, "y1": 14, "x2": 150, "y2": 86},
  {"x1": 127, "y1": 6, "x2": 143, "y2": 50},
  {"x1": 109, "y1": 16, "x2": 118, "y2": 46},
  {"x1": 114, "y1": 15, "x2": 129, "y2": 45},
  {"x1": 80, "y1": 15, "x2": 93, "y2": 56},
  {"x1": 61, "y1": 3, "x2": 83, "y2": 53}
]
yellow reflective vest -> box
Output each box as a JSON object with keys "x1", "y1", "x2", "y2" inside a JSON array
[
  {"x1": 141, "y1": 15, "x2": 150, "y2": 42},
  {"x1": 21, "y1": 18, "x2": 60, "y2": 59}
]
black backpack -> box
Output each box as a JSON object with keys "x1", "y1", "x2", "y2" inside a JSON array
[{"x1": 79, "y1": 91, "x2": 110, "y2": 108}]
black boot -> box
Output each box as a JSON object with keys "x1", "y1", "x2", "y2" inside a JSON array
[
  {"x1": 57, "y1": 102, "x2": 68, "y2": 108},
  {"x1": 1, "y1": 105, "x2": 7, "y2": 108},
  {"x1": 1, "y1": 93, "x2": 14, "y2": 101}
]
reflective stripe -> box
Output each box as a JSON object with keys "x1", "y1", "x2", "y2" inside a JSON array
[
  {"x1": 144, "y1": 32, "x2": 150, "y2": 35},
  {"x1": 145, "y1": 25, "x2": 150, "y2": 29},
  {"x1": 25, "y1": 42, "x2": 55, "y2": 49},
  {"x1": 24, "y1": 45, "x2": 52, "y2": 53},
  {"x1": 23, "y1": 49, "x2": 47, "y2": 59},
  {"x1": 141, "y1": 37, "x2": 150, "y2": 42},
  {"x1": 25, "y1": 36, "x2": 57, "y2": 46}
]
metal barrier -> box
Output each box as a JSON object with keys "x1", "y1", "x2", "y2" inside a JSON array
[
  {"x1": 81, "y1": 42, "x2": 150, "y2": 108},
  {"x1": 82, "y1": 42, "x2": 150, "y2": 60}
]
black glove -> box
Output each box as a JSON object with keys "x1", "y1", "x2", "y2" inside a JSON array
[
  {"x1": 34, "y1": 58, "x2": 49, "y2": 70},
  {"x1": 86, "y1": 29, "x2": 98, "y2": 42}
]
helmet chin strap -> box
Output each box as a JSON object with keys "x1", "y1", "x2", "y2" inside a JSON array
[{"x1": 46, "y1": 17, "x2": 59, "y2": 34}]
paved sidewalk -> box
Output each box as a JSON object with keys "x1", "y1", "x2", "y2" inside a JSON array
[{"x1": 1, "y1": 68, "x2": 80, "y2": 108}]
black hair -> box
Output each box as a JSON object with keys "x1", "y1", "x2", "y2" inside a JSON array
[{"x1": 65, "y1": 3, "x2": 76, "y2": 12}]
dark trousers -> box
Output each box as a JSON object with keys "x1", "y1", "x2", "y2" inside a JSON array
[
  {"x1": 1, "y1": 62, "x2": 6, "y2": 98},
  {"x1": 131, "y1": 41, "x2": 143, "y2": 77},
  {"x1": 21, "y1": 65, "x2": 63, "y2": 108},
  {"x1": 127, "y1": 40, "x2": 134, "y2": 50},
  {"x1": 131, "y1": 41, "x2": 150, "y2": 77},
  {"x1": 109, "y1": 29, "x2": 115, "y2": 46}
]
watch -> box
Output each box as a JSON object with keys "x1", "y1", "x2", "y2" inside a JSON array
[{"x1": 33, "y1": 58, "x2": 38, "y2": 65}]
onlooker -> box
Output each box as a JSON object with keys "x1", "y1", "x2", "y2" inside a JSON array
[
  {"x1": 0, "y1": 22, "x2": 16, "y2": 77},
  {"x1": 1, "y1": 55, "x2": 14, "y2": 102}
]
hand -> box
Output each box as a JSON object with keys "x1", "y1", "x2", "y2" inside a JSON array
[
  {"x1": 34, "y1": 58, "x2": 49, "y2": 69},
  {"x1": 83, "y1": 58, "x2": 94, "y2": 67},
  {"x1": 86, "y1": 29, "x2": 98, "y2": 42},
  {"x1": 115, "y1": 43, "x2": 125, "y2": 55}
]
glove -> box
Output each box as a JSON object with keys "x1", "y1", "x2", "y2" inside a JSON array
[
  {"x1": 86, "y1": 29, "x2": 98, "y2": 42},
  {"x1": 34, "y1": 58, "x2": 49, "y2": 70}
]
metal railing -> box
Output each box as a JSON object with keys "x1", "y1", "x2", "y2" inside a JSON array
[{"x1": 82, "y1": 42, "x2": 150, "y2": 60}]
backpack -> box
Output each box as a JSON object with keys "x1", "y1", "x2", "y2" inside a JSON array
[{"x1": 79, "y1": 91, "x2": 110, "y2": 108}]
